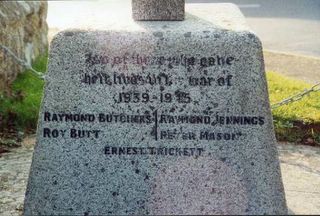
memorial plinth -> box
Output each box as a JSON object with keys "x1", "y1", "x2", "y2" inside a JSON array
[{"x1": 24, "y1": 3, "x2": 287, "y2": 215}]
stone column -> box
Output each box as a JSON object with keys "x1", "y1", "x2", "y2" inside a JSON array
[{"x1": 132, "y1": 0, "x2": 185, "y2": 20}]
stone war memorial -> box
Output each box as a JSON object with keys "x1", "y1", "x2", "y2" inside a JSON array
[{"x1": 24, "y1": 0, "x2": 288, "y2": 215}]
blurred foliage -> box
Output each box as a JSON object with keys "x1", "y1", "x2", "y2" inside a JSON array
[{"x1": 0, "y1": 54, "x2": 47, "y2": 131}]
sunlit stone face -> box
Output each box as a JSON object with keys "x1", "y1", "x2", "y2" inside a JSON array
[{"x1": 24, "y1": 3, "x2": 287, "y2": 215}]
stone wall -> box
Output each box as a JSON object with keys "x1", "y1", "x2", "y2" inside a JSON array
[{"x1": 0, "y1": 2, "x2": 48, "y2": 94}]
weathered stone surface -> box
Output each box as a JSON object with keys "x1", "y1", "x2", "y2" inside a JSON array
[
  {"x1": 132, "y1": 0, "x2": 184, "y2": 21},
  {"x1": 3, "y1": 141, "x2": 320, "y2": 216},
  {"x1": 24, "y1": 3, "x2": 287, "y2": 215},
  {"x1": 0, "y1": 1, "x2": 48, "y2": 93}
]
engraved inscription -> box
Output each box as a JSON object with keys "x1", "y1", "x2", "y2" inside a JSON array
[{"x1": 42, "y1": 52, "x2": 266, "y2": 157}]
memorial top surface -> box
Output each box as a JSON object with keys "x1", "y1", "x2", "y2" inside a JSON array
[{"x1": 54, "y1": 2, "x2": 250, "y2": 34}]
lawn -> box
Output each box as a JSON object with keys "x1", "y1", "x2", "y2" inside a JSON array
[
  {"x1": 268, "y1": 71, "x2": 320, "y2": 145},
  {"x1": 0, "y1": 57, "x2": 319, "y2": 146}
]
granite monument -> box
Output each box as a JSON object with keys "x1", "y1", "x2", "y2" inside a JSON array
[{"x1": 24, "y1": 1, "x2": 287, "y2": 215}]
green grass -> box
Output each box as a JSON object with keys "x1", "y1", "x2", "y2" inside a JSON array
[
  {"x1": 267, "y1": 71, "x2": 320, "y2": 144},
  {"x1": 0, "y1": 54, "x2": 47, "y2": 131},
  {"x1": 268, "y1": 71, "x2": 320, "y2": 122},
  {"x1": 1, "y1": 57, "x2": 319, "y2": 145}
]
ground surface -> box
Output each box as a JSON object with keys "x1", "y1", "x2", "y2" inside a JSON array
[
  {"x1": 0, "y1": 139, "x2": 319, "y2": 215},
  {"x1": 264, "y1": 51, "x2": 320, "y2": 85},
  {"x1": 188, "y1": 0, "x2": 320, "y2": 57}
]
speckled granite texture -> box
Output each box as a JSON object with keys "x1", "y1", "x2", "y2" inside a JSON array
[
  {"x1": 24, "y1": 3, "x2": 287, "y2": 215},
  {"x1": 132, "y1": 0, "x2": 185, "y2": 21}
]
